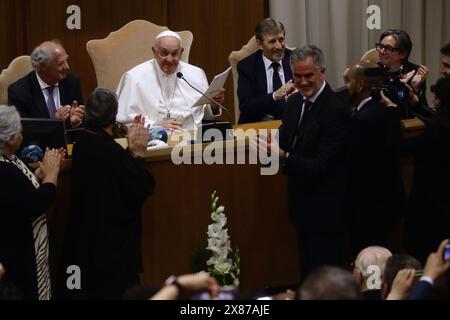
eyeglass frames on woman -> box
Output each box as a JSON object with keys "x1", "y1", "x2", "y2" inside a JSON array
[{"x1": 375, "y1": 43, "x2": 401, "y2": 54}]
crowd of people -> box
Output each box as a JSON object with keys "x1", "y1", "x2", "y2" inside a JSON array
[{"x1": 1, "y1": 16, "x2": 449, "y2": 300}]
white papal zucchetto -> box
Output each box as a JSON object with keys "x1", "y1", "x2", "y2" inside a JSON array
[{"x1": 155, "y1": 30, "x2": 182, "y2": 45}]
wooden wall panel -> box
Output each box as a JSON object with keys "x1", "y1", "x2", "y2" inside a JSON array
[
  {"x1": 23, "y1": 0, "x2": 167, "y2": 102},
  {"x1": 169, "y1": 0, "x2": 266, "y2": 121},
  {"x1": 0, "y1": 0, "x2": 25, "y2": 71},
  {"x1": 1, "y1": 0, "x2": 265, "y2": 120}
]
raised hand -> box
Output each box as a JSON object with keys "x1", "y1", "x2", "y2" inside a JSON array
[
  {"x1": 127, "y1": 121, "x2": 148, "y2": 159},
  {"x1": 386, "y1": 268, "x2": 416, "y2": 300},
  {"x1": 69, "y1": 101, "x2": 86, "y2": 126},
  {"x1": 38, "y1": 148, "x2": 62, "y2": 185},
  {"x1": 55, "y1": 105, "x2": 71, "y2": 121},
  {"x1": 274, "y1": 80, "x2": 296, "y2": 101}
]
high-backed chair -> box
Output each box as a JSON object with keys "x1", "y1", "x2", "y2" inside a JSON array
[
  {"x1": 228, "y1": 36, "x2": 260, "y2": 123},
  {"x1": 0, "y1": 56, "x2": 32, "y2": 105},
  {"x1": 360, "y1": 48, "x2": 379, "y2": 63},
  {"x1": 86, "y1": 20, "x2": 193, "y2": 92}
]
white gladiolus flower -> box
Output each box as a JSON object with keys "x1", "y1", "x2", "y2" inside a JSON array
[
  {"x1": 205, "y1": 191, "x2": 240, "y2": 286},
  {"x1": 214, "y1": 261, "x2": 232, "y2": 274}
]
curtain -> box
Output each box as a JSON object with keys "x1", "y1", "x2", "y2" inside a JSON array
[{"x1": 271, "y1": 0, "x2": 450, "y2": 91}]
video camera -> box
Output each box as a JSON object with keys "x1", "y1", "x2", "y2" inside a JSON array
[{"x1": 365, "y1": 67, "x2": 409, "y2": 104}]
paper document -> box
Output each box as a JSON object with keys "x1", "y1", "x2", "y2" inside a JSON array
[{"x1": 193, "y1": 66, "x2": 231, "y2": 106}]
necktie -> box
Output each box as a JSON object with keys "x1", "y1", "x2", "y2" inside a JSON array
[
  {"x1": 352, "y1": 107, "x2": 358, "y2": 118},
  {"x1": 291, "y1": 100, "x2": 313, "y2": 149},
  {"x1": 271, "y1": 62, "x2": 282, "y2": 92},
  {"x1": 46, "y1": 86, "x2": 57, "y2": 118}
]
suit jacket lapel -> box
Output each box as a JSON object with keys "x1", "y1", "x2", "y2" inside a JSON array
[
  {"x1": 59, "y1": 77, "x2": 69, "y2": 106},
  {"x1": 294, "y1": 83, "x2": 331, "y2": 147},
  {"x1": 31, "y1": 72, "x2": 50, "y2": 117},
  {"x1": 287, "y1": 94, "x2": 304, "y2": 149},
  {"x1": 256, "y1": 50, "x2": 268, "y2": 95},
  {"x1": 282, "y1": 51, "x2": 293, "y2": 81}
]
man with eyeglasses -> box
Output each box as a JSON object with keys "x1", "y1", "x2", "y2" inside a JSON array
[
  {"x1": 116, "y1": 31, "x2": 225, "y2": 132},
  {"x1": 376, "y1": 29, "x2": 432, "y2": 120}
]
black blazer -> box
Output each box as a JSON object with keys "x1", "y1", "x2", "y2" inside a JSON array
[
  {"x1": 8, "y1": 71, "x2": 84, "y2": 128},
  {"x1": 237, "y1": 49, "x2": 293, "y2": 124},
  {"x1": 279, "y1": 83, "x2": 351, "y2": 232},
  {"x1": 347, "y1": 99, "x2": 405, "y2": 228}
]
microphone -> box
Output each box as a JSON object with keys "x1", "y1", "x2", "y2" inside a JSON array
[{"x1": 176, "y1": 72, "x2": 233, "y2": 124}]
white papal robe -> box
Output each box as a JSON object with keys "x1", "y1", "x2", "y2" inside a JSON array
[{"x1": 116, "y1": 59, "x2": 217, "y2": 130}]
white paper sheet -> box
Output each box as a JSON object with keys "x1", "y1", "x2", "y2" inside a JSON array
[{"x1": 193, "y1": 66, "x2": 231, "y2": 106}]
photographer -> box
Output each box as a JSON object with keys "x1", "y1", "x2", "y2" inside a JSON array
[
  {"x1": 346, "y1": 61, "x2": 405, "y2": 257},
  {"x1": 376, "y1": 29, "x2": 433, "y2": 121},
  {"x1": 381, "y1": 77, "x2": 450, "y2": 265}
]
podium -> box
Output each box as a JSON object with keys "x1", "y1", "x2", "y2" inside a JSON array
[{"x1": 48, "y1": 119, "x2": 425, "y2": 293}]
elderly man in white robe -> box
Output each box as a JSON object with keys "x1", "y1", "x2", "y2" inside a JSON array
[{"x1": 116, "y1": 30, "x2": 225, "y2": 132}]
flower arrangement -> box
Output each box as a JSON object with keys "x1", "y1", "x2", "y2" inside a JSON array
[{"x1": 204, "y1": 191, "x2": 240, "y2": 287}]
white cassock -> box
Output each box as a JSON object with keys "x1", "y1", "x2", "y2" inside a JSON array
[{"x1": 116, "y1": 59, "x2": 218, "y2": 130}]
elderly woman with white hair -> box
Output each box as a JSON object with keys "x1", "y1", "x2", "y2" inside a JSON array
[{"x1": 0, "y1": 105, "x2": 62, "y2": 300}]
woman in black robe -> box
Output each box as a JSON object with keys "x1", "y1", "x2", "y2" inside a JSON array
[{"x1": 60, "y1": 88, "x2": 155, "y2": 299}]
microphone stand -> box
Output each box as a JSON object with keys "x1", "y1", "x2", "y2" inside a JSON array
[{"x1": 177, "y1": 72, "x2": 234, "y2": 124}]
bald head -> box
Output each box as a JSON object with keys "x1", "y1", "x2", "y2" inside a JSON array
[
  {"x1": 31, "y1": 40, "x2": 69, "y2": 85},
  {"x1": 347, "y1": 60, "x2": 382, "y2": 84},
  {"x1": 346, "y1": 60, "x2": 383, "y2": 103},
  {"x1": 353, "y1": 246, "x2": 392, "y2": 291}
]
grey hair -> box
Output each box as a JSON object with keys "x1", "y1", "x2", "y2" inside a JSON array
[
  {"x1": 0, "y1": 105, "x2": 22, "y2": 156},
  {"x1": 31, "y1": 46, "x2": 52, "y2": 71},
  {"x1": 85, "y1": 88, "x2": 118, "y2": 128},
  {"x1": 290, "y1": 45, "x2": 325, "y2": 70},
  {"x1": 255, "y1": 18, "x2": 285, "y2": 42},
  {"x1": 30, "y1": 40, "x2": 63, "y2": 71},
  {"x1": 299, "y1": 266, "x2": 361, "y2": 300}
]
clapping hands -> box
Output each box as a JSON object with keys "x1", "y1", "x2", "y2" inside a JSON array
[{"x1": 127, "y1": 115, "x2": 148, "y2": 159}]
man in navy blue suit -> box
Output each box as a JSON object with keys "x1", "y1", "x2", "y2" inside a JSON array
[
  {"x1": 8, "y1": 40, "x2": 85, "y2": 129},
  {"x1": 237, "y1": 18, "x2": 295, "y2": 124}
]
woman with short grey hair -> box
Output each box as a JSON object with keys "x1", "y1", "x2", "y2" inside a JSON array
[
  {"x1": 0, "y1": 105, "x2": 62, "y2": 300},
  {"x1": 60, "y1": 88, "x2": 155, "y2": 299}
]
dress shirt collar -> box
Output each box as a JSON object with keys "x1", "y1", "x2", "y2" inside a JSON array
[
  {"x1": 356, "y1": 96, "x2": 372, "y2": 112},
  {"x1": 36, "y1": 72, "x2": 59, "y2": 90},
  {"x1": 302, "y1": 80, "x2": 326, "y2": 105},
  {"x1": 262, "y1": 54, "x2": 283, "y2": 72}
]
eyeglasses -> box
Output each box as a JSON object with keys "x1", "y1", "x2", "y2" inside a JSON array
[{"x1": 375, "y1": 43, "x2": 401, "y2": 54}]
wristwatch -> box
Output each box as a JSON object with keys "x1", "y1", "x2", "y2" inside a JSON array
[{"x1": 165, "y1": 275, "x2": 184, "y2": 298}]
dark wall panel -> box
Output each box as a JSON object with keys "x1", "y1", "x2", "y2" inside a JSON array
[
  {"x1": 1, "y1": 0, "x2": 265, "y2": 119},
  {"x1": 169, "y1": 0, "x2": 265, "y2": 119},
  {"x1": 23, "y1": 0, "x2": 167, "y2": 101}
]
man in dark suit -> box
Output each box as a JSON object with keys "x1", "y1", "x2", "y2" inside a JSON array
[
  {"x1": 237, "y1": 18, "x2": 295, "y2": 124},
  {"x1": 8, "y1": 40, "x2": 85, "y2": 128},
  {"x1": 345, "y1": 60, "x2": 405, "y2": 257},
  {"x1": 276, "y1": 46, "x2": 351, "y2": 278}
]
